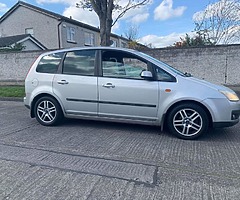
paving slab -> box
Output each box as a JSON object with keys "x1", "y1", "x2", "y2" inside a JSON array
[
  {"x1": 1, "y1": 101, "x2": 240, "y2": 199},
  {"x1": 0, "y1": 144, "x2": 156, "y2": 185}
]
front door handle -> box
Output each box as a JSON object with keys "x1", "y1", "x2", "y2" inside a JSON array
[
  {"x1": 57, "y1": 80, "x2": 69, "y2": 85},
  {"x1": 102, "y1": 83, "x2": 115, "y2": 88}
]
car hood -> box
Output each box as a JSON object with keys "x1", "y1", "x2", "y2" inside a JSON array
[{"x1": 185, "y1": 76, "x2": 235, "y2": 93}]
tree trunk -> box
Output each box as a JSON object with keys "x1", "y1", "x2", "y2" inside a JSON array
[
  {"x1": 90, "y1": 0, "x2": 113, "y2": 46},
  {"x1": 99, "y1": 16, "x2": 112, "y2": 46},
  {"x1": 98, "y1": 0, "x2": 113, "y2": 46},
  {"x1": 82, "y1": 0, "x2": 149, "y2": 46}
]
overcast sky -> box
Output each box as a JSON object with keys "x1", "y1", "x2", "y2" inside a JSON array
[{"x1": 0, "y1": 0, "x2": 220, "y2": 48}]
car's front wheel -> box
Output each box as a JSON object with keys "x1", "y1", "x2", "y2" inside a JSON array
[
  {"x1": 167, "y1": 103, "x2": 209, "y2": 140},
  {"x1": 34, "y1": 96, "x2": 63, "y2": 126}
]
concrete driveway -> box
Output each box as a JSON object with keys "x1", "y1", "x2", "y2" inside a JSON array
[{"x1": 0, "y1": 100, "x2": 240, "y2": 199}]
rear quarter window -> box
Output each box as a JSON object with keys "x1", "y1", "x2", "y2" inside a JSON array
[{"x1": 36, "y1": 53, "x2": 64, "y2": 73}]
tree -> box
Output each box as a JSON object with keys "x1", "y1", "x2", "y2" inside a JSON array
[
  {"x1": 0, "y1": 43, "x2": 25, "y2": 52},
  {"x1": 124, "y1": 25, "x2": 139, "y2": 49},
  {"x1": 124, "y1": 25, "x2": 139, "y2": 41},
  {"x1": 173, "y1": 31, "x2": 214, "y2": 48},
  {"x1": 194, "y1": 0, "x2": 240, "y2": 45},
  {"x1": 76, "y1": 0, "x2": 150, "y2": 46},
  {"x1": 123, "y1": 25, "x2": 151, "y2": 50}
]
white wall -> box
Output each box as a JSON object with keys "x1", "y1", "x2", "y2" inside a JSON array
[{"x1": 0, "y1": 51, "x2": 42, "y2": 81}]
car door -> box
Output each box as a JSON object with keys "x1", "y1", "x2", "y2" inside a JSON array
[
  {"x1": 98, "y1": 49, "x2": 159, "y2": 122},
  {"x1": 53, "y1": 49, "x2": 98, "y2": 117}
]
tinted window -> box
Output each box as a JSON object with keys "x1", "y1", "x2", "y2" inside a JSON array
[
  {"x1": 63, "y1": 50, "x2": 95, "y2": 76},
  {"x1": 155, "y1": 67, "x2": 176, "y2": 82},
  {"x1": 36, "y1": 53, "x2": 64, "y2": 73},
  {"x1": 102, "y1": 51, "x2": 148, "y2": 79}
]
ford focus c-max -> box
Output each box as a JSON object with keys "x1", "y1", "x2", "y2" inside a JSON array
[{"x1": 24, "y1": 47, "x2": 240, "y2": 139}]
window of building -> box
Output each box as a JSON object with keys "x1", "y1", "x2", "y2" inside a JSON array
[
  {"x1": 121, "y1": 42, "x2": 127, "y2": 48},
  {"x1": 110, "y1": 40, "x2": 117, "y2": 47},
  {"x1": 25, "y1": 28, "x2": 34, "y2": 36},
  {"x1": 67, "y1": 27, "x2": 76, "y2": 42},
  {"x1": 63, "y1": 50, "x2": 96, "y2": 76},
  {"x1": 84, "y1": 32, "x2": 95, "y2": 46}
]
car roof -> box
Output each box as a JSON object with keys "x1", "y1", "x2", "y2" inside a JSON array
[{"x1": 41, "y1": 47, "x2": 139, "y2": 56}]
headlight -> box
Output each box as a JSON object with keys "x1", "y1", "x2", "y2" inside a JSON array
[{"x1": 219, "y1": 90, "x2": 239, "y2": 102}]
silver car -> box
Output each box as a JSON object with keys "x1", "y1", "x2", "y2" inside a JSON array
[{"x1": 24, "y1": 47, "x2": 240, "y2": 139}]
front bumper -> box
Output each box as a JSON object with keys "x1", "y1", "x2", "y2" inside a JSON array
[
  {"x1": 203, "y1": 98, "x2": 240, "y2": 128},
  {"x1": 213, "y1": 119, "x2": 239, "y2": 128}
]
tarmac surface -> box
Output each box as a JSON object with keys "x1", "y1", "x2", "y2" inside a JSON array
[{"x1": 0, "y1": 100, "x2": 240, "y2": 199}]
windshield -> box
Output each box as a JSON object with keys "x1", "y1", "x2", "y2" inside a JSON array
[{"x1": 139, "y1": 52, "x2": 188, "y2": 77}]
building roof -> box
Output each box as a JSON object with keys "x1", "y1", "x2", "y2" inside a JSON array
[
  {"x1": 0, "y1": 34, "x2": 47, "y2": 50},
  {"x1": 0, "y1": 1, "x2": 128, "y2": 41}
]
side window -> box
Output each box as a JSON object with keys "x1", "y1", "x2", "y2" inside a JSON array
[
  {"x1": 102, "y1": 51, "x2": 148, "y2": 79},
  {"x1": 36, "y1": 53, "x2": 64, "y2": 73},
  {"x1": 155, "y1": 67, "x2": 176, "y2": 82},
  {"x1": 63, "y1": 50, "x2": 95, "y2": 76}
]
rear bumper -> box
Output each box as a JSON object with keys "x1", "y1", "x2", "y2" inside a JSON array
[{"x1": 24, "y1": 97, "x2": 30, "y2": 109}]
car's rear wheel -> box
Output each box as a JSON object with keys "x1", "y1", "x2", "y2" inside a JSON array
[
  {"x1": 167, "y1": 103, "x2": 209, "y2": 139},
  {"x1": 34, "y1": 96, "x2": 63, "y2": 126}
]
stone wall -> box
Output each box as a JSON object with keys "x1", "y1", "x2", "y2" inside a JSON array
[
  {"x1": 0, "y1": 44, "x2": 240, "y2": 85},
  {"x1": 143, "y1": 44, "x2": 240, "y2": 85},
  {"x1": 0, "y1": 51, "x2": 42, "y2": 82}
]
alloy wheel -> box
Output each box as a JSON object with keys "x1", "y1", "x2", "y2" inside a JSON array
[
  {"x1": 36, "y1": 100, "x2": 57, "y2": 124},
  {"x1": 173, "y1": 108, "x2": 203, "y2": 137}
]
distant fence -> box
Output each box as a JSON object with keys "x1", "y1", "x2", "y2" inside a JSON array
[{"x1": 0, "y1": 45, "x2": 240, "y2": 85}]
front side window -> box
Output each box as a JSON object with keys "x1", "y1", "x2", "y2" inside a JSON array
[
  {"x1": 155, "y1": 67, "x2": 176, "y2": 82},
  {"x1": 102, "y1": 50, "x2": 148, "y2": 79},
  {"x1": 63, "y1": 50, "x2": 95, "y2": 76},
  {"x1": 36, "y1": 53, "x2": 64, "y2": 73}
]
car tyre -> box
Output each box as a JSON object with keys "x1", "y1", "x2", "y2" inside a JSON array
[
  {"x1": 34, "y1": 96, "x2": 63, "y2": 126},
  {"x1": 167, "y1": 103, "x2": 209, "y2": 140}
]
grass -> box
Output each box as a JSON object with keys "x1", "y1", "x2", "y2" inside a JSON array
[{"x1": 0, "y1": 86, "x2": 25, "y2": 97}]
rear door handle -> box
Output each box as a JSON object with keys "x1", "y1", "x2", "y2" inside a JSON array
[
  {"x1": 102, "y1": 83, "x2": 115, "y2": 88},
  {"x1": 57, "y1": 80, "x2": 69, "y2": 85}
]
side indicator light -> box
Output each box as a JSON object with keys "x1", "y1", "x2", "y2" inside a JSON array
[{"x1": 165, "y1": 89, "x2": 171, "y2": 93}]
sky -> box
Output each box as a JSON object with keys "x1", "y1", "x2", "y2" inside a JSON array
[{"x1": 0, "y1": 0, "x2": 215, "y2": 48}]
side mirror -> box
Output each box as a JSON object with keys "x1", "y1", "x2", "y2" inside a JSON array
[{"x1": 141, "y1": 71, "x2": 153, "y2": 80}]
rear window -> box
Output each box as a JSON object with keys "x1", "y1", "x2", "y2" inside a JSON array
[{"x1": 36, "y1": 53, "x2": 64, "y2": 73}]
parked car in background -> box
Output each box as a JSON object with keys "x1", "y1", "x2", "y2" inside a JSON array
[{"x1": 24, "y1": 47, "x2": 240, "y2": 139}]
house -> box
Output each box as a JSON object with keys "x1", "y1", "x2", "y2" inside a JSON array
[
  {"x1": 0, "y1": 34, "x2": 47, "y2": 51},
  {"x1": 0, "y1": 1, "x2": 128, "y2": 50}
]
